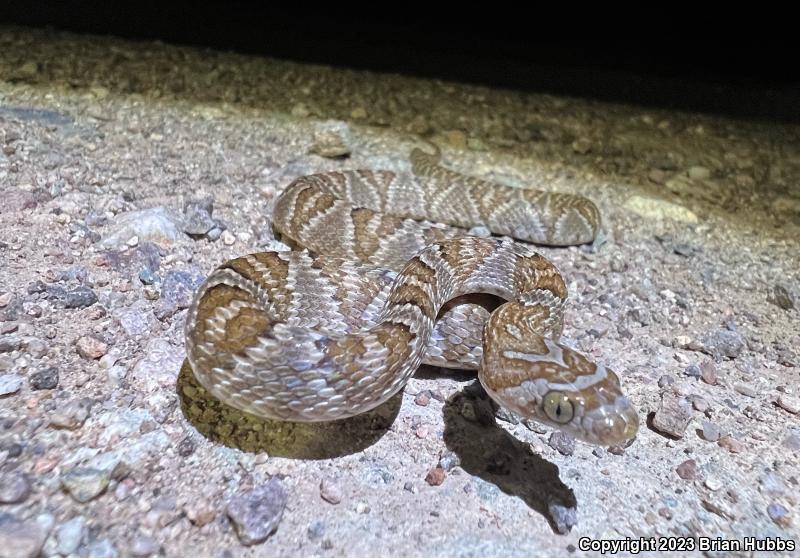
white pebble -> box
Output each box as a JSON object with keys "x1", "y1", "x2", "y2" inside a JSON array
[{"x1": 221, "y1": 230, "x2": 236, "y2": 246}]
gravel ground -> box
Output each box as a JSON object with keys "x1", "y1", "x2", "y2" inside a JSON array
[{"x1": 0, "y1": 26, "x2": 798, "y2": 558}]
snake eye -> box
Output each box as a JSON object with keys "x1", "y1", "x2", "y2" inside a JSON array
[{"x1": 543, "y1": 391, "x2": 574, "y2": 424}]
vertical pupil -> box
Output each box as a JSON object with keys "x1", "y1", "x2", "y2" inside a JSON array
[{"x1": 555, "y1": 403, "x2": 561, "y2": 416}]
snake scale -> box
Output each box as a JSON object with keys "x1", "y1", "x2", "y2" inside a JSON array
[{"x1": 185, "y1": 146, "x2": 638, "y2": 446}]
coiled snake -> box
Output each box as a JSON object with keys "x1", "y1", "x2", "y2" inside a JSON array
[{"x1": 184, "y1": 146, "x2": 638, "y2": 446}]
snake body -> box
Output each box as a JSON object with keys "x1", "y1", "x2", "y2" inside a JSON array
[{"x1": 185, "y1": 147, "x2": 638, "y2": 446}]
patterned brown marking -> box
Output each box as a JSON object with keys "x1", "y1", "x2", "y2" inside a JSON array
[
  {"x1": 562, "y1": 347, "x2": 598, "y2": 376},
  {"x1": 191, "y1": 283, "x2": 270, "y2": 354},
  {"x1": 514, "y1": 256, "x2": 568, "y2": 300},
  {"x1": 374, "y1": 322, "x2": 415, "y2": 362},
  {"x1": 350, "y1": 207, "x2": 380, "y2": 261},
  {"x1": 401, "y1": 256, "x2": 436, "y2": 285},
  {"x1": 249, "y1": 252, "x2": 290, "y2": 284},
  {"x1": 327, "y1": 335, "x2": 368, "y2": 361},
  {"x1": 388, "y1": 283, "x2": 435, "y2": 320},
  {"x1": 289, "y1": 183, "x2": 336, "y2": 234}
]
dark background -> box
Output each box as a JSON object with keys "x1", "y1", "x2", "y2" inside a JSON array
[{"x1": 1, "y1": 2, "x2": 798, "y2": 122}]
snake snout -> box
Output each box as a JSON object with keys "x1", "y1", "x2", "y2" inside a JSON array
[{"x1": 582, "y1": 395, "x2": 639, "y2": 447}]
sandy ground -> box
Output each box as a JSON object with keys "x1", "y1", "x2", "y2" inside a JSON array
[{"x1": 0, "y1": 26, "x2": 798, "y2": 558}]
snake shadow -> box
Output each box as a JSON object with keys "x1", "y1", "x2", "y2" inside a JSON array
[
  {"x1": 177, "y1": 359, "x2": 399, "y2": 459},
  {"x1": 442, "y1": 380, "x2": 578, "y2": 534},
  {"x1": 179, "y1": 360, "x2": 577, "y2": 532}
]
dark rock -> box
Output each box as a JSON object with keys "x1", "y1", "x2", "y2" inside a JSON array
[
  {"x1": 675, "y1": 459, "x2": 697, "y2": 480},
  {"x1": 702, "y1": 328, "x2": 745, "y2": 359},
  {"x1": 548, "y1": 503, "x2": 577, "y2": 534},
  {"x1": 768, "y1": 284, "x2": 796, "y2": 310},
  {"x1": 0, "y1": 336, "x2": 21, "y2": 353},
  {"x1": 226, "y1": 478, "x2": 287, "y2": 546},
  {"x1": 154, "y1": 270, "x2": 204, "y2": 320},
  {"x1": 29, "y1": 367, "x2": 59, "y2": 390},
  {"x1": 684, "y1": 365, "x2": 701, "y2": 378},
  {"x1": 62, "y1": 286, "x2": 98, "y2": 309},
  {"x1": 182, "y1": 200, "x2": 217, "y2": 236},
  {"x1": 27, "y1": 281, "x2": 47, "y2": 295},
  {"x1": 658, "y1": 375, "x2": 675, "y2": 388},
  {"x1": 548, "y1": 431, "x2": 576, "y2": 456},
  {"x1": 138, "y1": 269, "x2": 158, "y2": 285}
]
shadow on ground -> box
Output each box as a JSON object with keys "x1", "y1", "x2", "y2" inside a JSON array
[
  {"x1": 442, "y1": 381, "x2": 578, "y2": 534},
  {"x1": 180, "y1": 358, "x2": 577, "y2": 532},
  {"x1": 177, "y1": 359, "x2": 399, "y2": 459}
]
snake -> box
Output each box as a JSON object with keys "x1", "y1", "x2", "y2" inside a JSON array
[{"x1": 184, "y1": 145, "x2": 639, "y2": 446}]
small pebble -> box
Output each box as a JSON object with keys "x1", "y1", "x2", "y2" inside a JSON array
[
  {"x1": 221, "y1": 230, "x2": 236, "y2": 246},
  {"x1": 767, "y1": 503, "x2": 792, "y2": 527},
  {"x1": 0, "y1": 336, "x2": 21, "y2": 353},
  {"x1": 657, "y1": 375, "x2": 675, "y2": 388},
  {"x1": 704, "y1": 477, "x2": 723, "y2": 491},
  {"x1": 130, "y1": 534, "x2": 158, "y2": 557},
  {"x1": 652, "y1": 393, "x2": 694, "y2": 438},
  {"x1": 0, "y1": 472, "x2": 32, "y2": 503},
  {"x1": 0, "y1": 515, "x2": 47, "y2": 558},
  {"x1": 425, "y1": 466, "x2": 446, "y2": 486},
  {"x1": 60, "y1": 467, "x2": 111, "y2": 502},
  {"x1": 548, "y1": 431, "x2": 576, "y2": 456},
  {"x1": 307, "y1": 520, "x2": 325, "y2": 540},
  {"x1": 85, "y1": 539, "x2": 118, "y2": 558},
  {"x1": 63, "y1": 286, "x2": 98, "y2": 309},
  {"x1": 319, "y1": 478, "x2": 343, "y2": 504},
  {"x1": 702, "y1": 329, "x2": 745, "y2": 359},
  {"x1": 684, "y1": 365, "x2": 701, "y2": 378},
  {"x1": 76, "y1": 335, "x2": 108, "y2": 359},
  {"x1": 700, "y1": 361, "x2": 718, "y2": 385},
  {"x1": 690, "y1": 395, "x2": 710, "y2": 412},
  {"x1": 777, "y1": 395, "x2": 799, "y2": 414},
  {"x1": 309, "y1": 130, "x2": 351, "y2": 159},
  {"x1": 783, "y1": 433, "x2": 800, "y2": 451},
  {"x1": 0, "y1": 373, "x2": 23, "y2": 395},
  {"x1": 49, "y1": 399, "x2": 91, "y2": 429},
  {"x1": 688, "y1": 165, "x2": 711, "y2": 180},
  {"x1": 138, "y1": 269, "x2": 157, "y2": 285},
  {"x1": 700, "y1": 420, "x2": 721, "y2": 442},
  {"x1": 414, "y1": 390, "x2": 431, "y2": 406},
  {"x1": 29, "y1": 367, "x2": 59, "y2": 390},
  {"x1": 56, "y1": 516, "x2": 86, "y2": 555},
  {"x1": 675, "y1": 459, "x2": 698, "y2": 480},
  {"x1": 226, "y1": 478, "x2": 287, "y2": 546},
  {"x1": 25, "y1": 338, "x2": 48, "y2": 358},
  {"x1": 769, "y1": 284, "x2": 796, "y2": 310},
  {"x1": 717, "y1": 435, "x2": 745, "y2": 454},
  {"x1": 185, "y1": 501, "x2": 216, "y2": 527},
  {"x1": 734, "y1": 383, "x2": 757, "y2": 398},
  {"x1": 182, "y1": 198, "x2": 217, "y2": 236}
]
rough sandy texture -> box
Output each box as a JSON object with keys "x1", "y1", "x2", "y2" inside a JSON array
[{"x1": 0, "y1": 26, "x2": 798, "y2": 558}]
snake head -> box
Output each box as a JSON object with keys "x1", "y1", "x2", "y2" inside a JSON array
[{"x1": 480, "y1": 306, "x2": 639, "y2": 447}]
